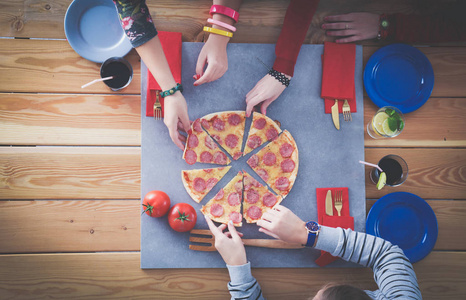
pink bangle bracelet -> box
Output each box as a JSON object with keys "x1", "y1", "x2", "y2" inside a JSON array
[
  {"x1": 207, "y1": 18, "x2": 236, "y2": 32},
  {"x1": 209, "y1": 5, "x2": 239, "y2": 23}
]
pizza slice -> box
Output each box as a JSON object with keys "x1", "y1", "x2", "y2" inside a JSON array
[
  {"x1": 201, "y1": 171, "x2": 243, "y2": 227},
  {"x1": 201, "y1": 111, "x2": 246, "y2": 160},
  {"x1": 243, "y1": 112, "x2": 282, "y2": 155},
  {"x1": 181, "y1": 166, "x2": 231, "y2": 203},
  {"x1": 242, "y1": 171, "x2": 281, "y2": 223},
  {"x1": 183, "y1": 118, "x2": 231, "y2": 165},
  {"x1": 247, "y1": 130, "x2": 298, "y2": 198}
]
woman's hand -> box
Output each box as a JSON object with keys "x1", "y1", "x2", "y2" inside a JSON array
[
  {"x1": 245, "y1": 74, "x2": 288, "y2": 117},
  {"x1": 194, "y1": 34, "x2": 230, "y2": 86},
  {"x1": 322, "y1": 12, "x2": 380, "y2": 43},
  {"x1": 163, "y1": 92, "x2": 190, "y2": 150},
  {"x1": 205, "y1": 215, "x2": 247, "y2": 266},
  {"x1": 257, "y1": 205, "x2": 308, "y2": 245}
]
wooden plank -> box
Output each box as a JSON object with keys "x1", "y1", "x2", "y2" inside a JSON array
[
  {"x1": 0, "y1": 199, "x2": 463, "y2": 254},
  {"x1": 364, "y1": 97, "x2": 466, "y2": 147},
  {"x1": 0, "y1": 93, "x2": 141, "y2": 146},
  {"x1": 0, "y1": 251, "x2": 463, "y2": 299},
  {"x1": 365, "y1": 148, "x2": 466, "y2": 200},
  {"x1": 0, "y1": 147, "x2": 140, "y2": 200}
]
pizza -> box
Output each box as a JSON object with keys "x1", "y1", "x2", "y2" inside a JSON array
[
  {"x1": 183, "y1": 118, "x2": 231, "y2": 165},
  {"x1": 242, "y1": 171, "x2": 281, "y2": 223},
  {"x1": 181, "y1": 166, "x2": 231, "y2": 203},
  {"x1": 201, "y1": 171, "x2": 244, "y2": 227},
  {"x1": 247, "y1": 130, "x2": 298, "y2": 198},
  {"x1": 243, "y1": 112, "x2": 282, "y2": 155},
  {"x1": 201, "y1": 111, "x2": 246, "y2": 160}
]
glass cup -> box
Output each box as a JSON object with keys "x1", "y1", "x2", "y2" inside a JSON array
[
  {"x1": 100, "y1": 57, "x2": 133, "y2": 91},
  {"x1": 370, "y1": 154, "x2": 409, "y2": 187},
  {"x1": 367, "y1": 106, "x2": 405, "y2": 139}
]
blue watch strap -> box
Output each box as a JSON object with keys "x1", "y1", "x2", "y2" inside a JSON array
[{"x1": 305, "y1": 231, "x2": 317, "y2": 247}]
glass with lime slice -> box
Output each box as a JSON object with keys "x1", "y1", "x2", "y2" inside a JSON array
[{"x1": 367, "y1": 106, "x2": 405, "y2": 139}]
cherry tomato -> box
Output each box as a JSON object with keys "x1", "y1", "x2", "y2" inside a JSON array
[
  {"x1": 168, "y1": 203, "x2": 197, "y2": 232},
  {"x1": 142, "y1": 191, "x2": 171, "y2": 218}
]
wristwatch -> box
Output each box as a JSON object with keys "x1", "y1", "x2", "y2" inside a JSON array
[{"x1": 304, "y1": 221, "x2": 321, "y2": 247}]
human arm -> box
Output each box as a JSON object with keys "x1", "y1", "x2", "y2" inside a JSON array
[{"x1": 194, "y1": 0, "x2": 242, "y2": 86}]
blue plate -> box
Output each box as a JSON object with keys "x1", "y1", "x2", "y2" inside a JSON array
[
  {"x1": 366, "y1": 192, "x2": 438, "y2": 263},
  {"x1": 364, "y1": 44, "x2": 434, "y2": 113},
  {"x1": 64, "y1": 0, "x2": 132, "y2": 63}
]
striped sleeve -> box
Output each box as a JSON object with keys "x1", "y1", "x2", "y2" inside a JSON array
[
  {"x1": 315, "y1": 226, "x2": 422, "y2": 300},
  {"x1": 227, "y1": 262, "x2": 265, "y2": 300}
]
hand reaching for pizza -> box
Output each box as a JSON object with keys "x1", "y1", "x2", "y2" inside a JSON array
[
  {"x1": 245, "y1": 73, "x2": 289, "y2": 117},
  {"x1": 205, "y1": 215, "x2": 247, "y2": 266},
  {"x1": 194, "y1": 34, "x2": 229, "y2": 86},
  {"x1": 163, "y1": 92, "x2": 191, "y2": 150},
  {"x1": 257, "y1": 205, "x2": 308, "y2": 246}
]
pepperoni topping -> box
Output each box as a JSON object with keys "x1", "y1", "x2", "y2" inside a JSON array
[
  {"x1": 247, "y1": 154, "x2": 259, "y2": 168},
  {"x1": 254, "y1": 118, "x2": 266, "y2": 129},
  {"x1": 203, "y1": 169, "x2": 213, "y2": 173},
  {"x1": 281, "y1": 159, "x2": 296, "y2": 173},
  {"x1": 229, "y1": 211, "x2": 242, "y2": 223},
  {"x1": 275, "y1": 177, "x2": 290, "y2": 191},
  {"x1": 206, "y1": 178, "x2": 218, "y2": 190},
  {"x1": 246, "y1": 189, "x2": 259, "y2": 204},
  {"x1": 234, "y1": 180, "x2": 243, "y2": 193},
  {"x1": 193, "y1": 178, "x2": 206, "y2": 192},
  {"x1": 211, "y1": 134, "x2": 223, "y2": 145},
  {"x1": 201, "y1": 119, "x2": 210, "y2": 130},
  {"x1": 280, "y1": 143, "x2": 294, "y2": 158},
  {"x1": 187, "y1": 134, "x2": 199, "y2": 148},
  {"x1": 228, "y1": 114, "x2": 241, "y2": 126},
  {"x1": 200, "y1": 151, "x2": 213, "y2": 163},
  {"x1": 247, "y1": 206, "x2": 262, "y2": 220},
  {"x1": 243, "y1": 176, "x2": 260, "y2": 191},
  {"x1": 247, "y1": 135, "x2": 262, "y2": 150},
  {"x1": 256, "y1": 168, "x2": 269, "y2": 182},
  {"x1": 193, "y1": 119, "x2": 203, "y2": 133},
  {"x1": 205, "y1": 136, "x2": 217, "y2": 150},
  {"x1": 227, "y1": 192, "x2": 241, "y2": 206},
  {"x1": 263, "y1": 192, "x2": 278, "y2": 207},
  {"x1": 212, "y1": 118, "x2": 225, "y2": 131},
  {"x1": 266, "y1": 128, "x2": 279, "y2": 141},
  {"x1": 185, "y1": 149, "x2": 197, "y2": 165},
  {"x1": 210, "y1": 203, "x2": 224, "y2": 217},
  {"x1": 225, "y1": 134, "x2": 239, "y2": 149},
  {"x1": 263, "y1": 152, "x2": 276, "y2": 166},
  {"x1": 213, "y1": 151, "x2": 228, "y2": 165},
  {"x1": 214, "y1": 188, "x2": 224, "y2": 200},
  {"x1": 233, "y1": 152, "x2": 242, "y2": 160}
]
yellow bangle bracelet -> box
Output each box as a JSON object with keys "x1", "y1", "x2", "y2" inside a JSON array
[{"x1": 203, "y1": 26, "x2": 233, "y2": 38}]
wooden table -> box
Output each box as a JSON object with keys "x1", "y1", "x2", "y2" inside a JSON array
[{"x1": 0, "y1": 1, "x2": 465, "y2": 299}]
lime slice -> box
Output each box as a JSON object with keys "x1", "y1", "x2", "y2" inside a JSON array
[
  {"x1": 376, "y1": 172, "x2": 386, "y2": 190},
  {"x1": 382, "y1": 119, "x2": 396, "y2": 136},
  {"x1": 373, "y1": 112, "x2": 389, "y2": 135}
]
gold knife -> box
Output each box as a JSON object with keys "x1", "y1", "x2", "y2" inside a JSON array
[
  {"x1": 331, "y1": 99, "x2": 340, "y2": 130},
  {"x1": 325, "y1": 190, "x2": 333, "y2": 216}
]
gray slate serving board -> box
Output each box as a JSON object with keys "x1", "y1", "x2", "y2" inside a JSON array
[{"x1": 141, "y1": 43, "x2": 365, "y2": 269}]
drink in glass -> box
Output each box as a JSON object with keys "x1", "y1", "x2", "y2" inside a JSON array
[
  {"x1": 100, "y1": 57, "x2": 133, "y2": 91},
  {"x1": 370, "y1": 155, "x2": 408, "y2": 187},
  {"x1": 367, "y1": 106, "x2": 405, "y2": 139}
]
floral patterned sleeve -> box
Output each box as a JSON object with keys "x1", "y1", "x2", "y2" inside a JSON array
[{"x1": 113, "y1": 0, "x2": 158, "y2": 48}]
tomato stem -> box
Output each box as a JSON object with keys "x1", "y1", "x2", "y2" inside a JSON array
[
  {"x1": 142, "y1": 203, "x2": 153, "y2": 216},
  {"x1": 175, "y1": 209, "x2": 191, "y2": 222}
]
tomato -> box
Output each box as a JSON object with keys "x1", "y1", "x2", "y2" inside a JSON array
[
  {"x1": 168, "y1": 203, "x2": 197, "y2": 232},
  {"x1": 142, "y1": 191, "x2": 171, "y2": 218}
]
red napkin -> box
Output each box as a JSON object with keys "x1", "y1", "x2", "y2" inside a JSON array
[
  {"x1": 321, "y1": 42, "x2": 357, "y2": 114},
  {"x1": 146, "y1": 31, "x2": 182, "y2": 117},
  {"x1": 315, "y1": 187, "x2": 354, "y2": 267}
]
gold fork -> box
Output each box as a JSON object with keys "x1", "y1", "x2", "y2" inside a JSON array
[
  {"x1": 342, "y1": 99, "x2": 352, "y2": 122},
  {"x1": 334, "y1": 190, "x2": 343, "y2": 216},
  {"x1": 153, "y1": 90, "x2": 162, "y2": 120},
  {"x1": 189, "y1": 229, "x2": 304, "y2": 251}
]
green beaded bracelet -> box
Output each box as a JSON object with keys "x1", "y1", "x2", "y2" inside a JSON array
[{"x1": 160, "y1": 83, "x2": 183, "y2": 98}]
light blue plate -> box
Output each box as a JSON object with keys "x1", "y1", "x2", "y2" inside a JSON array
[
  {"x1": 366, "y1": 192, "x2": 438, "y2": 263},
  {"x1": 64, "y1": 0, "x2": 132, "y2": 63}
]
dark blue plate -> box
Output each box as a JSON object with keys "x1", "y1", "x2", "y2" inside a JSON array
[
  {"x1": 364, "y1": 44, "x2": 434, "y2": 113},
  {"x1": 64, "y1": 0, "x2": 132, "y2": 63},
  {"x1": 366, "y1": 192, "x2": 438, "y2": 263}
]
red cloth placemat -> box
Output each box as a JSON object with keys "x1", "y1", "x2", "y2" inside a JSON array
[
  {"x1": 321, "y1": 42, "x2": 357, "y2": 114},
  {"x1": 315, "y1": 187, "x2": 354, "y2": 267},
  {"x1": 146, "y1": 31, "x2": 182, "y2": 117}
]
